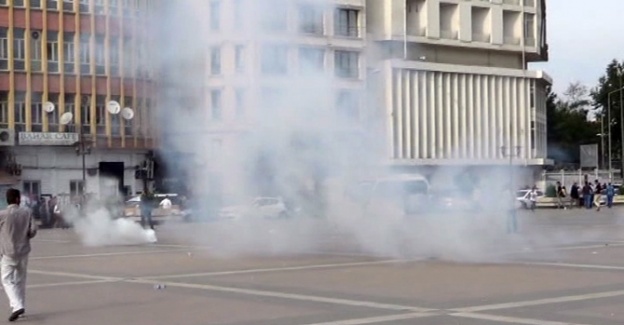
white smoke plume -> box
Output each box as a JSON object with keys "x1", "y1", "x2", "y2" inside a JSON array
[
  {"x1": 62, "y1": 178, "x2": 157, "y2": 247},
  {"x1": 150, "y1": 0, "x2": 574, "y2": 262}
]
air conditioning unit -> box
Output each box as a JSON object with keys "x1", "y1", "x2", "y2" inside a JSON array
[{"x1": 0, "y1": 129, "x2": 15, "y2": 147}]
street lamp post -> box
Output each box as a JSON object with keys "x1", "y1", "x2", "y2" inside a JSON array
[
  {"x1": 75, "y1": 125, "x2": 91, "y2": 196},
  {"x1": 607, "y1": 85, "x2": 624, "y2": 180},
  {"x1": 501, "y1": 145, "x2": 522, "y2": 234}
]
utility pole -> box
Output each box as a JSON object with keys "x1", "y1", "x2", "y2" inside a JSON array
[
  {"x1": 75, "y1": 123, "x2": 91, "y2": 200},
  {"x1": 501, "y1": 145, "x2": 522, "y2": 234}
]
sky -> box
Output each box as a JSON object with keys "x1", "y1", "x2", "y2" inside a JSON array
[{"x1": 532, "y1": 0, "x2": 624, "y2": 95}]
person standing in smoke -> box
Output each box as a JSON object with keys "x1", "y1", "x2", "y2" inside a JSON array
[
  {"x1": 606, "y1": 182, "x2": 615, "y2": 208},
  {"x1": 140, "y1": 191, "x2": 154, "y2": 230},
  {"x1": 0, "y1": 189, "x2": 37, "y2": 321}
]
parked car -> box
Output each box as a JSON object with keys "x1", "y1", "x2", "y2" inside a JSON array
[
  {"x1": 218, "y1": 197, "x2": 290, "y2": 220},
  {"x1": 124, "y1": 193, "x2": 184, "y2": 221}
]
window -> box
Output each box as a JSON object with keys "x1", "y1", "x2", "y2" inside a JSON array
[
  {"x1": 109, "y1": 38, "x2": 119, "y2": 76},
  {"x1": 62, "y1": 0, "x2": 73, "y2": 11},
  {"x1": 31, "y1": 93, "x2": 43, "y2": 132},
  {"x1": 80, "y1": 95, "x2": 91, "y2": 134},
  {"x1": 47, "y1": 0, "x2": 58, "y2": 10},
  {"x1": 69, "y1": 180, "x2": 84, "y2": 197},
  {"x1": 108, "y1": 0, "x2": 118, "y2": 14},
  {"x1": 47, "y1": 93, "x2": 59, "y2": 130},
  {"x1": 0, "y1": 0, "x2": 7, "y2": 5},
  {"x1": 63, "y1": 32, "x2": 75, "y2": 74},
  {"x1": 299, "y1": 47, "x2": 325, "y2": 73},
  {"x1": 299, "y1": 4, "x2": 323, "y2": 34},
  {"x1": 234, "y1": 45, "x2": 244, "y2": 74},
  {"x1": 261, "y1": 45, "x2": 288, "y2": 75},
  {"x1": 210, "y1": 90, "x2": 222, "y2": 120},
  {"x1": 233, "y1": 0, "x2": 243, "y2": 27},
  {"x1": 0, "y1": 28, "x2": 7, "y2": 70},
  {"x1": 209, "y1": 1, "x2": 221, "y2": 31},
  {"x1": 122, "y1": 37, "x2": 133, "y2": 77},
  {"x1": 95, "y1": 35, "x2": 105, "y2": 75},
  {"x1": 0, "y1": 92, "x2": 8, "y2": 128},
  {"x1": 14, "y1": 92, "x2": 26, "y2": 132},
  {"x1": 334, "y1": 50, "x2": 359, "y2": 78},
  {"x1": 80, "y1": 34, "x2": 91, "y2": 75},
  {"x1": 210, "y1": 47, "x2": 221, "y2": 75},
  {"x1": 93, "y1": 0, "x2": 104, "y2": 14},
  {"x1": 335, "y1": 8, "x2": 359, "y2": 37},
  {"x1": 95, "y1": 95, "x2": 105, "y2": 135},
  {"x1": 123, "y1": 96, "x2": 132, "y2": 136},
  {"x1": 110, "y1": 96, "x2": 120, "y2": 135},
  {"x1": 261, "y1": 0, "x2": 287, "y2": 32},
  {"x1": 47, "y1": 31, "x2": 59, "y2": 73},
  {"x1": 79, "y1": 0, "x2": 88, "y2": 12},
  {"x1": 23, "y1": 181, "x2": 41, "y2": 199},
  {"x1": 524, "y1": 13, "x2": 535, "y2": 46},
  {"x1": 64, "y1": 94, "x2": 75, "y2": 131},
  {"x1": 30, "y1": 0, "x2": 42, "y2": 9},
  {"x1": 13, "y1": 29, "x2": 26, "y2": 71},
  {"x1": 31, "y1": 31, "x2": 43, "y2": 72},
  {"x1": 14, "y1": 0, "x2": 25, "y2": 7},
  {"x1": 336, "y1": 90, "x2": 359, "y2": 120},
  {"x1": 235, "y1": 88, "x2": 245, "y2": 118}
]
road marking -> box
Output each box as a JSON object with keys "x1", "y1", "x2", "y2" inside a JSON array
[
  {"x1": 27, "y1": 280, "x2": 114, "y2": 289},
  {"x1": 518, "y1": 261, "x2": 624, "y2": 272},
  {"x1": 452, "y1": 312, "x2": 592, "y2": 325},
  {"x1": 29, "y1": 269, "x2": 122, "y2": 281},
  {"x1": 32, "y1": 239, "x2": 72, "y2": 243},
  {"x1": 30, "y1": 249, "x2": 187, "y2": 260},
  {"x1": 301, "y1": 312, "x2": 438, "y2": 325},
  {"x1": 146, "y1": 259, "x2": 409, "y2": 280},
  {"x1": 129, "y1": 278, "x2": 431, "y2": 312},
  {"x1": 454, "y1": 289, "x2": 624, "y2": 312}
]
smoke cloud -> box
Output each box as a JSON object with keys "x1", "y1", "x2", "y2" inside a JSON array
[{"x1": 149, "y1": 0, "x2": 583, "y2": 262}]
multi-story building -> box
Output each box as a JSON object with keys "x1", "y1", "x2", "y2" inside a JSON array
[
  {"x1": 0, "y1": 0, "x2": 157, "y2": 200},
  {"x1": 157, "y1": 0, "x2": 368, "y2": 199},
  {"x1": 366, "y1": 0, "x2": 551, "y2": 173}
]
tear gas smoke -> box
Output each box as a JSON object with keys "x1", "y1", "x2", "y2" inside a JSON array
[
  {"x1": 63, "y1": 178, "x2": 157, "y2": 247},
  {"x1": 151, "y1": 1, "x2": 582, "y2": 261}
]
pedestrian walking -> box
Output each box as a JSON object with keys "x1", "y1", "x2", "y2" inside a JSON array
[
  {"x1": 0, "y1": 189, "x2": 37, "y2": 322},
  {"x1": 570, "y1": 182, "x2": 580, "y2": 208},
  {"x1": 529, "y1": 186, "x2": 538, "y2": 211},
  {"x1": 606, "y1": 182, "x2": 616, "y2": 208},
  {"x1": 594, "y1": 180, "x2": 602, "y2": 211}
]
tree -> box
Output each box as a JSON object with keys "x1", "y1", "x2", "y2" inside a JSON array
[
  {"x1": 590, "y1": 59, "x2": 624, "y2": 169},
  {"x1": 547, "y1": 84, "x2": 600, "y2": 164}
]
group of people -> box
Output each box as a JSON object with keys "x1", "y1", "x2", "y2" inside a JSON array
[{"x1": 558, "y1": 180, "x2": 616, "y2": 210}]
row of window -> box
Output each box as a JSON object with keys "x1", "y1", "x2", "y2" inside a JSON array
[
  {"x1": 0, "y1": 91, "x2": 149, "y2": 135},
  {"x1": 209, "y1": 0, "x2": 362, "y2": 38},
  {"x1": 0, "y1": 28, "x2": 150, "y2": 77},
  {"x1": 206, "y1": 88, "x2": 360, "y2": 122},
  {"x1": 210, "y1": 46, "x2": 360, "y2": 79},
  {"x1": 0, "y1": 0, "x2": 144, "y2": 17}
]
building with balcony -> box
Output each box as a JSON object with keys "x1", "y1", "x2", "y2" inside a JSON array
[
  {"x1": 0, "y1": 0, "x2": 157, "y2": 200},
  {"x1": 366, "y1": 0, "x2": 551, "y2": 173}
]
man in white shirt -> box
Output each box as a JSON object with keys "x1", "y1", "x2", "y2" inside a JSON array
[
  {"x1": 0, "y1": 188, "x2": 37, "y2": 321},
  {"x1": 159, "y1": 196, "x2": 172, "y2": 210}
]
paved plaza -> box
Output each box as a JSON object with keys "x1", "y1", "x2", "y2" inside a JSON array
[{"x1": 7, "y1": 208, "x2": 624, "y2": 325}]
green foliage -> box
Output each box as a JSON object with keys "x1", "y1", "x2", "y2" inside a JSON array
[
  {"x1": 545, "y1": 184, "x2": 557, "y2": 198},
  {"x1": 547, "y1": 83, "x2": 601, "y2": 163},
  {"x1": 590, "y1": 59, "x2": 624, "y2": 164}
]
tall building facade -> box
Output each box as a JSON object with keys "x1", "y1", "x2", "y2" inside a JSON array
[
  {"x1": 0, "y1": 0, "x2": 157, "y2": 200},
  {"x1": 157, "y1": 0, "x2": 368, "y2": 199},
  {"x1": 367, "y1": 0, "x2": 551, "y2": 168}
]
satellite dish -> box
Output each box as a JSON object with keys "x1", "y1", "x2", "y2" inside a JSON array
[
  {"x1": 107, "y1": 101, "x2": 121, "y2": 114},
  {"x1": 60, "y1": 112, "x2": 74, "y2": 125},
  {"x1": 121, "y1": 107, "x2": 135, "y2": 120},
  {"x1": 43, "y1": 102, "x2": 55, "y2": 113}
]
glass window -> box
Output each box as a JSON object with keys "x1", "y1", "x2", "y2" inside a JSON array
[
  {"x1": 211, "y1": 90, "x2": 222, "y2": 120},
  {"x1": 14, "y1": 92, "x2": 27, "y2": 132},
  {"x1": 0, "y1": 28, "x2": 8, "y2": 70},
  {"x1": 299, "y1": 4, "x2": 324, "y2": 34},
  {"x1": 47, "y1": 31, "x2": 59, "y2": 73},
  {"x1": 335, "y1": 8, "x2": 360, "y2": 37},
  {"x1": 209, "y1": 0, "x2": 221, "y2": 31},
  {"x1": 31, "y1": 92, "x2": 43, "y2": 132},
  {"x1": 63, "y1": 32, "x2": 75, "y2": 74},
  {"x1": 334, "y1": 50, "x2": 359, "y2": 78},
  {"x1": 210, "y1": 47, "x2": 221, "y2": 75},
  {"x1": 13, "y1": 29, "x2": 26, "y2": 71},
  {"x1": 261, "y1": 44, "x2": 288, "y2": 75},
  {"x1": 0, "y1": 92, "x2": 8, "y2": 128}
]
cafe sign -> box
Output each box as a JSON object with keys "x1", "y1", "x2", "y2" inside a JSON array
[{"x1": 18, "y1": 132, "x2": 80, "y2": 146}]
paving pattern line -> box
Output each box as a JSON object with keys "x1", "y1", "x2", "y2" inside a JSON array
[
  {"x1": 300, "y1": 312, "x2": 439, "y2": 325},
  {"x1": 129, "y1": 278, "x2": 432, "y2": 312},
  {"x1": 454, "y1": 289, "x2": 624, "y2": 312},
  {"x1": 451, "y1": 312, "x2": 593, "y2": 325},
  {"x1": 145, "y1": 259, "x2": 410, "y2": 280},
  {"x1": 517, "y1": 261, "x2": 624, "y2": 272},
  {"x1": 30, "y1": 248, "x2": 188, "y2": 260}
]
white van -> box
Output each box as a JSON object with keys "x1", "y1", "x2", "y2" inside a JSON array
[{"x1": 347, "y1": 174, "x2": 430, "y2": 216}]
